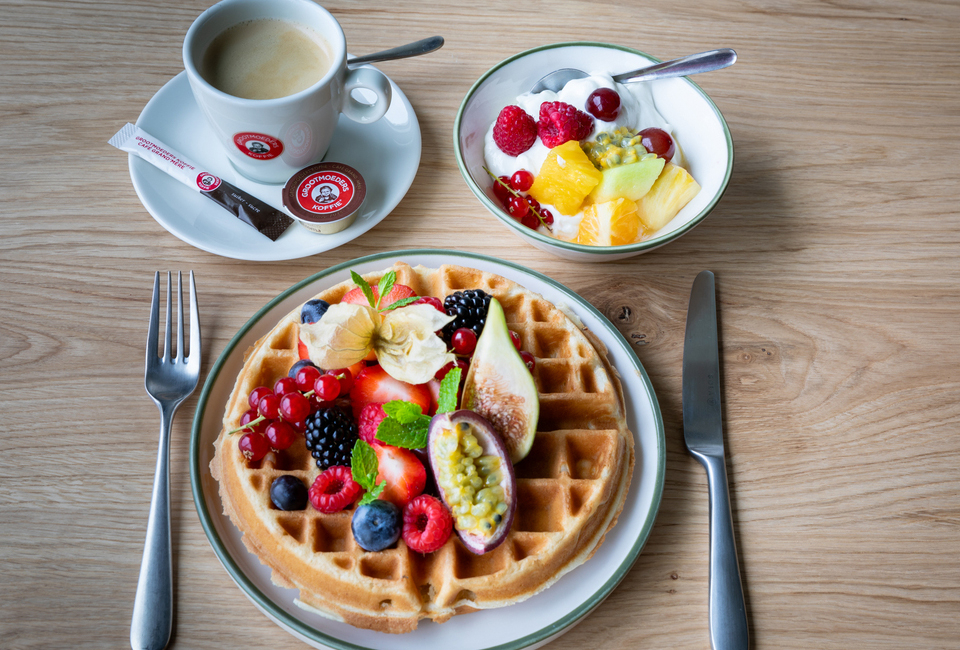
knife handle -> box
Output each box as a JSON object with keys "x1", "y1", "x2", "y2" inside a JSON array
[{"x1": 694, "y1": 452, "x2": 749, "y2": 650}]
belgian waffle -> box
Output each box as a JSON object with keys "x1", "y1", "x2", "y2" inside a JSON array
[{"x1": 211, "y1": 262, "x2": 635, "y2": 633}]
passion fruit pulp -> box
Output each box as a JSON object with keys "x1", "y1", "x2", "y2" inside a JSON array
[{"x1": 427, "y1": 410, "x2": 516, "y2": 555}]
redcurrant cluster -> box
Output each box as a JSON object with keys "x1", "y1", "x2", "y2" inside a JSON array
[
  {"x1": 489, "y1": 170, "x2": 553, "y2": 232},
  {"x1": 235, "y1": 365, "x2": 356, "y2": 461}
]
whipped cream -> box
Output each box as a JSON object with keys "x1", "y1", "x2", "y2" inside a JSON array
[{"x1": 483, "y1": 73, "x2": 680, "y2": 241}]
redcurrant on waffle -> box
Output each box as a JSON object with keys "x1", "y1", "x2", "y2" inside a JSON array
[{"x1": 211, "y1": 262, "x2": 634, "y2": 633}]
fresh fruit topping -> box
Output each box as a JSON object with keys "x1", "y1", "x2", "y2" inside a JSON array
[
  {"x1": 258, "y1": 393, "x2": 281, "y2": 419},
  {"x1": 509, "y1": 170, "x2": 535, "y2": 192},
  {"x1": 461, "y1": 298, "x2": 539, "y2": 463},
  {"x1": 300, "y1": 299, "x2": 330, "y2": 324},
  {"x1": 402, "y1": 494, "x2": 453, "y2": 553},
  {"x1": 314, "y1": 373, "x2": 341, "y2": 401},
  {"x1": 492, "y1": 175, "x2": 513, "y2": 206},
  {"x1": 342, "y1": 282, "x2": 417, "y2": 310},
  {"x1": 374, "y1": 443, "x2": 427, "y2": 509},
  {"x1": 635, "y1": 162, "x2": 700, "y2": 233},
  {"x1": 537, "y1": 101, "x2": 594, "y2": 148},
  {"x1": 248, "y1": 386, "x2": 272, "y2": 410},
  {"x1": 484, "y1": 168, "x2": 553, "y2": 231},
  {"x1": 509, "y1": 330, "x2": 521, "y2": 351},
  {"x1": 582, "y1": 127, "x2": 651, "y2": 169},
  {"x1": 492, "y1": 105, "x2": 537, "y2": 156},
  {"x1": 273, "y1": 376, "x2": 298, "y2": 397},
  {"x1": 585, "y1": 88, "x2": 621, "y2": 121},
  {"x1": 278, "y1": 392, "x2": 310, "y2": 423},
  {"x1": 520, "y1": 350, "x2": 536, "y2": 372},
  {"x1": 639, "y1": 127, "x2": 676, "y2": 162},
  {"x1": 435, "y1": 358, "x2": 469, "y2": 382},
  {"x1": 238, "y1": 432, "x2": 269, "y2": 461},
  {"x1": 507, "y1": 195, "x2": 530, "y2": 219},
  {"x1": 270, "y1": 475, "x2": 308, "y2": 511},
  {"x1": 520, "y1": 212, "x2": 540, "y2": 230},
  {"x1": 304, "y1": 406, "x2": 359, "y2": 470},
  {"x1": 357, "y1": 403, "x2": 388, "y2": 445},
  {"x1": 540, "y1": 209, "x2": 554, "y2": 226},
  {"x1": 451, "y1": 328, "x2": 478, "y2": 356},
  {"x1": 294, "y1": 364, "x2": 322, "y2": 392},
  {"x1": 350, "y1": 364, "x2": 432, "y2": 419},
  {"x1": 308, "y1": 465, "x2": 362, "y2": 513},
  {"x1": 412, "y1": 296, "x2": 444, "y2": 313},
  {"x1": 427, "y1": 410, "x2": 517, "y2": 554},
  {"x1": 587, "y1": 156, "x2": 665, "y2": 204},
  {"x1": 442, "y1": 289, "x2": 492, "y2": 344},
  {"x1": 527, "y1": 140, "x2": 602, "y2": 215},
  {"x1": 240, "y1": 408, "x2": 267, "y2": 434},
  {"x1": 265, "y1": 420, "x2": 297, "y2": 450},
  {"x1": 288, "y1": 358, "x2": 318, "y2": 378},
  {"x1": 351, "y1": 499, "x2": 403, "y2": 551},
  {"x1": 577, "y1": 197, "x2": 640, "y2": 246},
  {"x1": 297, "y1": 338, "x2": 310, "y2": 360}
]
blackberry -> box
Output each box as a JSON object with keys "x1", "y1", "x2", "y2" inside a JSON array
[
  {"x1": 304, "y1": 407, "x2": 358, "y2": 471},
  {"x1": 442, "y1": 289, "x2": 492, "y2": 344}
]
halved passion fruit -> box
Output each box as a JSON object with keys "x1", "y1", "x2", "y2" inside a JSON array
[{"x1": 427, "y1": 410, "x2": 517, "y2": 555}]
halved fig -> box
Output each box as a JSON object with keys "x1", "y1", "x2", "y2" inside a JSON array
[
  {"x1": 427, "y1": 410, "x2": 517, "y2": 555},
  {"x1": 461, "y1": 298, "x2": 539, "y2": 463}
]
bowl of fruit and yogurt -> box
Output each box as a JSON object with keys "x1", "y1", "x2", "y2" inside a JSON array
[{"x1": 455, "y1": 42, "x2": 733, "y2": 261}]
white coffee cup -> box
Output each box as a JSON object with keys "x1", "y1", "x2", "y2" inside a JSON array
[{"x1": 183, "y1": 0, "x2": 391, "y2": 184}]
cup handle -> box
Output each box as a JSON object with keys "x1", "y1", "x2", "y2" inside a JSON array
[{"x1": 341, "y1": 67, "x2": 392, "y2": 124}]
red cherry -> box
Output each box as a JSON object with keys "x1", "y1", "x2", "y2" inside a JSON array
[
  {"x1": 585, "y1": 88, "x2": 621, "y2": 121},
  {"x1": 328, "y1": 368, "x2": 354, "y2": 395},
  {"x1": 451, "y1": 328, "x2": 478, "y2": 356},
  {"x1": 520, "y1": 350, "x2": 536, "y2": 371},
  {"x1": 509, "y1": 330, "x2": 521, "y2": 351},
  {"x1": 639, "y1": 127, "x2": 675, "y2": 162},
  {"x1": 248, "y1": 386, "x2": 272, "y2": 410},
  {"x1": 265, "y1": 420, "x2": 297, "y2": 450},
  {"x1": 314, "y1": 374, "x2": 341, "y2": 401},
  {"x1": 508, "y1": 195, "x2": 530, "y2": 219},
  {"x1": 273, "y1": 376, "x2": 298, "y2": 397},
  {"x1": 279, "y1": 391, "x2": 310, "y2": 422},
  {"x1": 493, "y1": 176, "x2": 512, "y2": 204},
  {"x1": 294, "y1": 365, "x2": 322, "y2": 392},
  {"x1": 238, "y1": 432, "x2": 269, "y2": 461},
  {"x1": 509, "y1": 170, "x2": 534, "y2": 192},
  {"x1": 258, "y1": 394, "x2": 280, "y2": 419}
]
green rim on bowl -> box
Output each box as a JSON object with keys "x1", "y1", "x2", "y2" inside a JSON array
[
  {"x1": 454, "y1": 42, "x2": 734, "y2": 256},
  {"x1": 190, "y1": 250, "x2": 666, "y2": 649}
]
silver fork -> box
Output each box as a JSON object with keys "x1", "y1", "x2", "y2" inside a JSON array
[{"x1": 131, "y1": 271, "x2": 200, "y2": 650}]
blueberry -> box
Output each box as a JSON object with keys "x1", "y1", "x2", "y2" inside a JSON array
[
  {"x1": 351, "y1": 500, "x2": 402, "y2": 551},
  {"x1": 288, "y1": 358, "x2": 319, "y2": 378},
  {"x1": 270, "y1": 475, "x2": 307, "y2": 511},
  {"x1": 301, "y1": 299, "x2": 330, "y2": 324}
]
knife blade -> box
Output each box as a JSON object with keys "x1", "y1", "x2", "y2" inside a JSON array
[{"x1": 682, "y1": 270, "x2": 749, "y2": 650}]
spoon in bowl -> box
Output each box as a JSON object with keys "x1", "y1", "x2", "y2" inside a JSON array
[
  {"x1": 530, "y1": 48, "x2": 737, "y2": 94},
  {"x1": 347, "y1": 36, "x2": 444, "y2": 66}
]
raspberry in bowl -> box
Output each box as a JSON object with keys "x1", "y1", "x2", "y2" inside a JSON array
[{"x1": 455, "y1": 42, "x2": 733, "y2": 261}]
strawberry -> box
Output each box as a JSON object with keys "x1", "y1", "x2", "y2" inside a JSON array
[
  {"x1": 298, "y1": 338, "x2": 309, "y2": 360},
  {"x1": 402, "y1": 495, "x2": 453, "y2": 553},
  {"x1": 341, "y1": 283, "x2": 417, "y2": 309},
  {"x1": 374, "y1": 444, "x2": 427, "y2": 509},
  {"x1": 357, "y1": 403, "x2": 388, "y2": 446},
  {"x1": 349, "y1": 364, "x2": 431, "y2": 419},
  {"x1": 308, "y1": 466, "x2": 362, "y2": 513},
  {"x1": 537, "y1": 101, "x2": 594, "y2": 148},
  {"x1": 423, "y1": 379, "x2": 441, "y2": 416},
  {"x1": 493, "y1": 105, "x2": 537, "y2": 156}
]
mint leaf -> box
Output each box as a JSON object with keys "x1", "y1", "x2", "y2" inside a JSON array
[
  {"x1": 376, "y1": 270, "x2": 396, "y2": 309},
  {"x1": 350, "y1": 271, "x2": 377, "y2": 310},
  {"x1": 437, "y1": 366, "x2": 462, "y2": 414},
  {"x1": 381, "y1": 296, "x2": 420, "y2": 311},
  {"x1": 376, "y1": 415, "x2": 430, "y2": 449},
  {"x1": 358, "y1": 482, "x2": 385, "y2": 506},
  {"x1": 383, "y1": 400, "x2": 424, "y2": 424},
  {"x1": 351, "y1": 439, "x2": 380, "y2": 491}
]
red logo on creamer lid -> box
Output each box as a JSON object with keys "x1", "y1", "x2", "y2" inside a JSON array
[
  {"x1": 233, "y1": 132, "x2": 283, "y2": 160},
  {"x1": 296, "y1": 171, "x2": 356, "y2": 214},
  {"x1": 196, "y1": 172, "x2": 221, "y2": 192}
]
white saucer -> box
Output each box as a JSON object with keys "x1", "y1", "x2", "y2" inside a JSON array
[{"x1": 128, "y1": 71, "x2": 421, "y2": 261}]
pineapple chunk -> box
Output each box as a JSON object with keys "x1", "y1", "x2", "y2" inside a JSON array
[
  {"x1": 576, "y1": 197, "x2": 640, "y2": 247},
  {"x1": 635, "y1": 163, "x2": 701, "y2": 233},
  {"x1": 528, "y1": 141, "x2": 602, "y2": 216}
]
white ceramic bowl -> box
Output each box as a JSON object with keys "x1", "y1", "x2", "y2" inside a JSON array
[{"x1": 454, "y1": 42, "x2": 733, "y2": 262}]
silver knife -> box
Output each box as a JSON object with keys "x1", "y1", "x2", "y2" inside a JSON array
[{"x1": 682, "y1": 270, "x2": 749, "y2": 649}]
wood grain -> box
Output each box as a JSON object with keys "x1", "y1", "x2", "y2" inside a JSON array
[{"x1": 1, "y1": 0, "x2": 959, "y2": 647}]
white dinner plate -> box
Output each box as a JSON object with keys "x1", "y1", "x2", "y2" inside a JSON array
[
  {"x1": 190, "y1": 250, "x2": 665, "y2": 649},
  {"x1": 127, "y1": 70, "x2": 421, "y2": 261}
]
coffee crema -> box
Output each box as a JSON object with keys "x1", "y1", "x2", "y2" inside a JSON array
[{"x1": 200, "y1": 18, "x2": 332, "y2": 100}]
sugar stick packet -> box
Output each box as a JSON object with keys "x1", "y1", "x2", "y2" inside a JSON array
[{"x1": 109, "y1": 123, "x2": 293, "y2": 241}]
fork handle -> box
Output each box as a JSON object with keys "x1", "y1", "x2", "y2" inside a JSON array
[{"x1": 130, "y1": 405, "x2": 175, "y2": 650}]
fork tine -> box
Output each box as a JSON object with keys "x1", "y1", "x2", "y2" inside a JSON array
[
  {"x1": 163, "y1": 271, "x2": 172, "y2": 362},
  {"x1": 188, "y1": 271, "x2": 200, "y2": 367},
  {"x1": 146, "y1": 272, "x2": 160, "y2": 364},
  {"x1": 176, "y1": 271, "x2": 184, "y2": 363}
]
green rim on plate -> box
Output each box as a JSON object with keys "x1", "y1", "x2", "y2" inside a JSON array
[
  {"x1": 190, "y1": 250, "x2": 666, "y2": 649},
  {"x1": 453, "y1": 41, "x2": 734, "y2": 256}
]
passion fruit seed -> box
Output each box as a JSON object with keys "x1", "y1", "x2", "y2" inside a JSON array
[{"x1": 434, "y1": 422, "x2": 507, "y2": 538}]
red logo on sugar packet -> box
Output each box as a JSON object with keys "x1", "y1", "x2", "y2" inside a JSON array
[
  {"x1": 295, "y1": 170, "x2": 356, "y2": 214},
  {"x1": 196, "y1": 172, "x2": 222, "y2": 192},
  {"x1": 233, "y1": 132, "x2": 283, "y2": 160}
]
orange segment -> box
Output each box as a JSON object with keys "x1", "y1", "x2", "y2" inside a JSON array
[
  {"x1": 528, "y1": 141, "x2": 602, "y2": 215},
  {"x1": 576, "y1": 198, "x2": 640, "y2": 247}
]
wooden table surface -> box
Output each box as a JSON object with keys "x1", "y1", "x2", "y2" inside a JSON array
[{"x1": 2, "y1": 0, "x2": 959, "y2": 647}]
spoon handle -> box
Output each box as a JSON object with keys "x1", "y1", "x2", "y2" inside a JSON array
[
  {"x1": 613, "y1": 48, "x2": 737, "y2": 83},
  {"x1": 347, "y1": 36, "x2": 444, "y2": 66}
]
